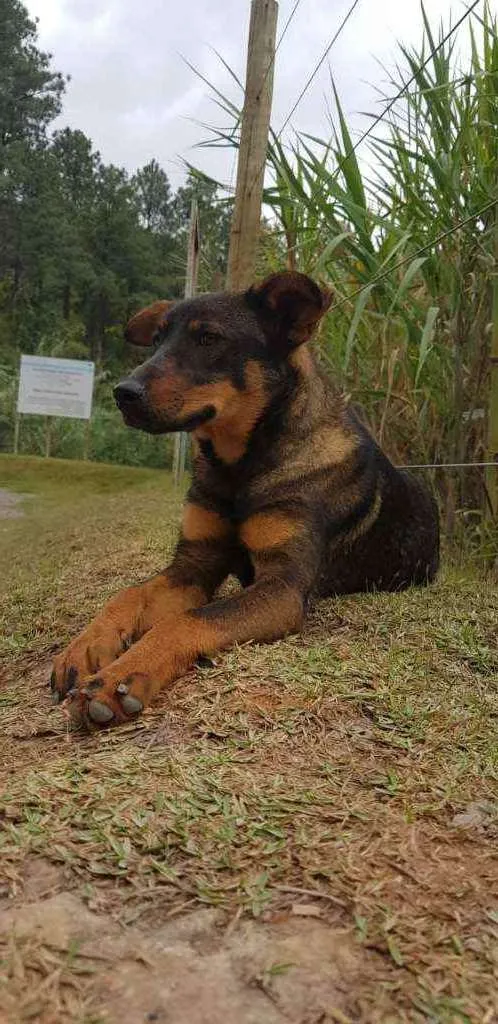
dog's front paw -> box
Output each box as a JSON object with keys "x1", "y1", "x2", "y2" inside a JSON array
[
  {"x1": 53, "y1": 615, "x2": 195, "y2": 730},
  {"x1": 49, "y1": 584, "x2": 152, "y2": 705},
  {"x1": 64, "y1": 626, "x2": 180, "y2": 729}
]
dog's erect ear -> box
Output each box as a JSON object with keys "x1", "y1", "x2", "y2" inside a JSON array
[
  {"x1": 124, "y1": 300, "x2": 174, "y2": 347},
  {"x1": 245, "y1": 271, "x2": 332, "y2": 349}
]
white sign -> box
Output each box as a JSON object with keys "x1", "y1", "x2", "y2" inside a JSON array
[{"x1": 17, "y1": 356, "x2": 95, "y2": 420}]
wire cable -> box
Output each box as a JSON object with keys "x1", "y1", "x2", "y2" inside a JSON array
[
  {"x1": 264, "y1": 0, "x2": 304, "y2": 93},
  {"x1": 399, "y1": 461, "x2": 497, "y2": 470},
  {"x1": 276, "y1": 0, "x2": 362, "y2": 138}
]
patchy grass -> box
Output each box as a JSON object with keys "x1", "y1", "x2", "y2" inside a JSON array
[{"x1": 0, "y1": 455, "x2": 497, "y2": 1023}]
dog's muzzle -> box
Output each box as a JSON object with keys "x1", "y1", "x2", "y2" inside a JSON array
[
  {"x1": 113, "y1": 378, "x2": 150, "y2": 427},
  {"x1": 114, "y1": 377, "x2": 216, "y2": 434}
]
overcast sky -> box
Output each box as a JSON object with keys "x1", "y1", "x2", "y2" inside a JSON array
[{"x1": 25, "y1": 0, "x2": 491, "y2": 191}]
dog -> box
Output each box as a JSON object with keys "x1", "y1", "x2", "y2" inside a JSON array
[{"x1": 50, "y1": 271, "x2": 439, "y2": 727}]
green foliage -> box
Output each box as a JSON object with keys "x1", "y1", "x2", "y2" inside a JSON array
[
  {"x1": 0, "y1": 0, "x2": 65, "y2": 154},
  {"x1": 133, "y1": 158, "x2": 172, "y2": 233}
]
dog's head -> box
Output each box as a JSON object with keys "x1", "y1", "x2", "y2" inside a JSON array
[{"x1": 114, "y1": 271, "x2": 331, "y2": 439}]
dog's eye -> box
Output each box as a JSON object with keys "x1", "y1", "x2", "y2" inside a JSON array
[
  {"x1": 152, "y1": 323, "x2": 169, "y2": 349},
  {"x1": 199, "y1": 331, "x2": 220, "y2": 347}
]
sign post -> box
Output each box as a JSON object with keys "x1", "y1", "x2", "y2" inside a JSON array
[
  {"x1": 13, "y1": 411, "x2": 20, "y2": 455},
  {"x1": 16, "y1": 355, "x2": 95, "y2": 457}
]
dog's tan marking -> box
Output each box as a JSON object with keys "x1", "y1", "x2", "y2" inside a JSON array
[
  {"x1": 70, "y1": 578, "x2": 305, "y2": 724},
  {"x1": 327, "y1": 487, "x2": 383, "y2": 556},
  {"x1": 260, "y1": 424, "x2": 357, "y2": 498},
  {"x1": 192, "y1": 361, "x2": 267, "y2": 464},
  {"x1": 289, "y1": 344, "x2": 314, "y2": 376},
  {"x1": 188, "y1": 319, "x2": 225, "y2": 336},
  {"x1": 240, "y1": 511, "x2": 302, "y2": 552},
  {"x1": 145, "y1": 359, "x2": 266, "y2": 444},
  {"x1": 182, "y1": 380, "x2": 236, "y2": 419},
  {"x1": 182, "y1": 504, "x2": 231, "y2": 543},
  {"x1": 147, "y1": 357, "x2": 186, "y2": 414}
]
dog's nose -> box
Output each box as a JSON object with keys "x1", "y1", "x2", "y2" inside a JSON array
[{"x1": 113, "y1": 379, "x2": 145, "y2": 408}]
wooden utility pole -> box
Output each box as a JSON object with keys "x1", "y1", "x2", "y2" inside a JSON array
[
  {"x1": 173, "y1": 198, "x2": 200, "y2": 486},
  {"x1": 486, "y1": 211, "x2": 498, "y2": 517},
  {"x1": 226, "y1": 0, "x2": 278, "y2": 292}
]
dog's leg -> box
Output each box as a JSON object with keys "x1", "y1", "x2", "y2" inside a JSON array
[
  {"x1": 51, "y1": 503, "x2": 233, "y2": 702},
  {"x1": 71, "y1": 509, "x2": 318, "y2": 726}
]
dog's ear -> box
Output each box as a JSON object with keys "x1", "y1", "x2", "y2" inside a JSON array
[
  {"x1": 245, "y1": 271, "x2": 332, "y2": 349},
  {"x1": 124, "y1": 300, "x2": 174, "y2": 347}
]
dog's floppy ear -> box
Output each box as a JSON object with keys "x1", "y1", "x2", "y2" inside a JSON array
[
  {"x1": 124, "y1": 300, "x2": 174, "y2": 347},
  {"x1": 246, "y1": 271, "x2": 332, "y2": 349}
]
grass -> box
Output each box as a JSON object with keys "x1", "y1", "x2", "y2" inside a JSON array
[{"x1": 0, "y1": 455, "x2": 497, "y2": 1023}]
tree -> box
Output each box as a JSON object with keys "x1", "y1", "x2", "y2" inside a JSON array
[
  {"x1": 133, "y1": 158, "x2": 172, "y2": 233},
  {"x1": 0, "y1": 0, "x2": 65, "y2": 159},
  {"x1": 51, "y1": 128, "x2": 99, "y2": 210},
  {"x1": 51, "y1": 129, "x2": 100, "y2": 320},
  {"x1": 0, "y1": 0, "x2": 66, "y2": 332},
  {"x1": 82, "y1": 164, "x2": 159, "y2": 363}
]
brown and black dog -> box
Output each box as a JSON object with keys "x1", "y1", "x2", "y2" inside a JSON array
[{"x1": 51, "y1": 271, "x2": 439, "y2": 727}]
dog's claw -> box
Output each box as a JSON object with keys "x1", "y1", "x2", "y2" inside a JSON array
[
  {"x1": 196, "y1": 655, "x2": 216, "y2": 668},
  {"x1": 116, "y1": 683, "x2": 128, "y2": 695},
  {"x1": 88, "y1": 700, "x2": 114, "y2": 724},
  {"x1": 51, "y1": 691, "x2": 61, "y2": 705},
  {"x1": 120, "y1": 694, "x2": 143, "y2": 715}
]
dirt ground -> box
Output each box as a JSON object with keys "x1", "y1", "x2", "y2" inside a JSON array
[
  {"x1": 0, "y1": 888, "x2": 383, "y2": 1024},
  {"x1": 0, "y1": 457, "x2": 497, "y2": 1024}
]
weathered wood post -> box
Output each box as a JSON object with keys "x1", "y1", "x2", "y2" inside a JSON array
[{"x1": 226, "y1": 0, "x2": 278, "y2": 292}]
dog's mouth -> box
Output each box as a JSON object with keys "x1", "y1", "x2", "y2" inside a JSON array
[{"x1": 117, "y1": 403, "x2": 216, "y2": 434}]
